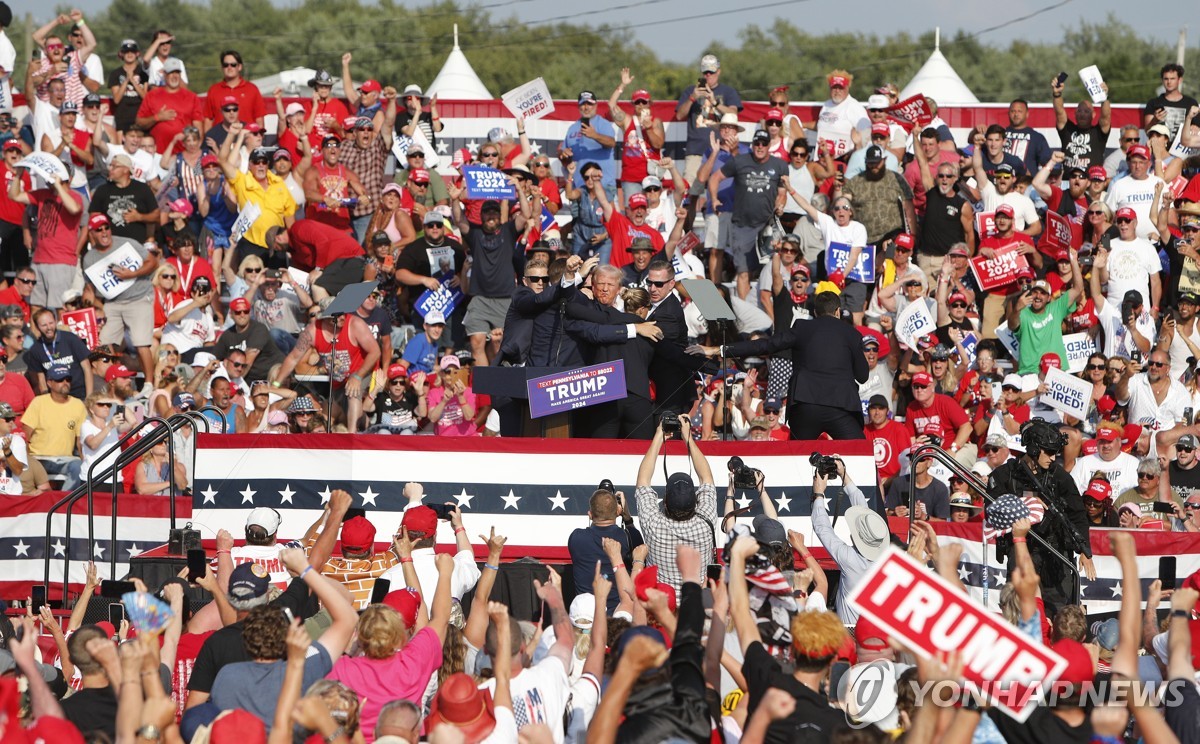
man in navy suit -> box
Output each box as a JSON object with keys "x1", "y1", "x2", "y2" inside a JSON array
[
  {"x1": 694, "y1": 291, "x2": 868, "y2": 439},
  {"x1": 644, "y1": 260, "x2": 695, "y2": 418}
]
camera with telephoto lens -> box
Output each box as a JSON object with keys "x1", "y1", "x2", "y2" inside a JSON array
[
  {"x1": 727, "y1": 456, "x2": 760, "y2": 490},
  {"x1": 809, "y1": 452, "x2": 840, "y2": 479},
  {"x1": 598, "y1": 479, "x2": 615, "y2": 493},
  {"x1": 660, "y1": 412, "x2": 682, "y2": 439}
]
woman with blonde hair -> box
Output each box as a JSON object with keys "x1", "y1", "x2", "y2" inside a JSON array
[
  {"x1": 80, "y1": 393, "x2": 126, "y2": 491},
  {"x1": 133, "y1": 437, "x2": 188, "y2": 496},
  {"x1": 152, "y1": 263, "x2": 186, "y2": 343},
  {"x1": 326, "y1": 538, "x2": 455, "y2": 740},
  {"x1": 1084, "y1": 201, "x2": 1116, "y2": 250},
  {"x1": 365, "y1": 183, "x2": 416, "y2": 251},
  {"x1": 222, "y1": 253, "x2": 265, "y2": 301}
]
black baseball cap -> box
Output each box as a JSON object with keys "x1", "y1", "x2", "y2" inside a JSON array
[{"x1": 868, "y1": 394, "x2": 890, "y2": 410}]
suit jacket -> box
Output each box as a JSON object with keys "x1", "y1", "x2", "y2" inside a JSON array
[
  {"x1": 726, "y1": 315, "x2": 868, "y2": 414},
  {"x1": 496, "y1": 283, "x2": 563, "y2": 366},
  {"x1": 647, "y1": 294, "x2": 696, "y2": 410},
  {"x1": 566, "y1": 295, "x2": 652, "y2": 399}
]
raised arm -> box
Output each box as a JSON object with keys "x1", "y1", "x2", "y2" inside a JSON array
[
  {"x1": 280, "y1": 548, "x2": 356, "y2": 658},
  {"x1": 464, "y1": 527, "x2": 507, "y2": 648},
  {"x1": 636, "y1": 422, "x2": 666, "y2": 487}
]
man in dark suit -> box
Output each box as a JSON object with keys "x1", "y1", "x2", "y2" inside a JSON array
[
  {"x1": 694, "y1": 291, "x2": 868, "y2": 440},
  {"x1": 495, "y1": 256, "x2": 585, "y2": 366},
  {"x1": 644, "y1": 260, "x2": 696, "y2": 418}
]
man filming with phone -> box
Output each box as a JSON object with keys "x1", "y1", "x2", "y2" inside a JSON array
[{"x1": 635, "y1": 414, "x2": 716, "y2": 592}]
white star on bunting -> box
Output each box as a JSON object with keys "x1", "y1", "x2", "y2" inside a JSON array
[
  {"x1": 318, "y1": 486, "x2": 333, "y2": 506},
  {"x1": 957, "y1": 564, "x2": 971, "y2": 583},
  {"x1": 201, "y1": 485, "x2": 217, "y2": 504},
  {"x1": 240, "y1": 485, "x2": 257, "y2": 505},
  {"x1": 51, "y1": 540, "x2": 65, "y2": 557},
  {"x1": 466, "y1": 140, "x2": 479, "y2": 153},
  {"x1": 93, "y1": 543, "x2": 105, "y2": 559},
  {"x1": 13, "y1": 540, "x2": 28, "y2": 557},
  {"x1": 454, "y1": 488, "x2": 475, "y2": 509},
  {"x1": 278, "y1": 485, "x2": 295, "y2": 505},
  {"x1": 548, "y1": 490, "x2": 569, "y2": 511},
  {"x1": 1110, "y1": 582, "x2": 1122, "y2": 598},
  {"x1": 127, "y1": 544, "x2": 142, "y2": 558},
  {"x1": 359, "y1": 486, "x2": 379, "y2": 507},
  {"x1": 436, "y1": 142, "x2": 448, "y2": 154},
  {"x1": 734, "y1": 493, "x2": 753, "y2": 510},
  {"x1": 501, "y1": 490, "x2": 521, "y2": 510},
  {"x1": 774, "y1": 492, "x2": 792, "y2": 513}
]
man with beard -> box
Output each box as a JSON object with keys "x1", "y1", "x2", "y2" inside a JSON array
[
  {"x1": 1003, "y1": 98, "x2": 1053, "y2": 174},
  {"x1": 970, "y1": 146, "x2": 1041, "y2": 235},
  {"x1": 88, "y1": 153, "x2": 159, "y2": 242},
  {"x1": 988, "y1": 419, "x2": 1094, "y2": 614},
  {"x1": 1114, "y1": 349, "x2": 1190, "y2": 437},
  {"x1": 134, "y1": 57, "x2": 201, "y2": 153},
  {"x1": 1159, "y1": 292, "x2": 1200, "y2": 380},
  {"x1": 913, "y1": 150, "x2": 974, "y2": 272},
  {"x1": 304, "y1": 135, "x2": 369, "y2": 235},
  {"x1": 1009, "y1": 253, "x2": 1084, "y2": 374},
  {"x1": 1032, "y1": 153, "x2": 1095, "y2": 248},
  {"x1": 842, "y1": 145, "x2": 915, "y2": 248},
  {"x1": 1052, "y1": 75, "x2": 1111, "y2": 170},
  {"x1": 25, "y1": 309, "x2": 91, "y2": 398}
]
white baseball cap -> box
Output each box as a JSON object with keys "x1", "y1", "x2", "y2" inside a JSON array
[
  {"x1": 424, "y1": 310, "x2": 446, "y2": 326},
  {"x1": 246, "y1": 507, "x2": 281, "y2": 534},
  {"x1": 191, "y1": 351, "x2": 217, "y2": 368},
  {"x1": 569, "y1": 593, "x2": 595, "y2": 628},
  {"x1": 641, "y1": 175, "x2": 662, "y2": 190}
]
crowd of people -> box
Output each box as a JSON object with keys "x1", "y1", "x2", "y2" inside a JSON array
[
  {"x1": 0, "y1": 7, "x2": 1196, "y2": 453},
  {"x1": 4, "y1": 421, "x2": 1200, "y2": 744}
]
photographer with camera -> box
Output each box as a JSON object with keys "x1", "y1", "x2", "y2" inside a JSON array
[
  {"x1": 808, "y1": 455, "x2": 887, "y2": 625},
  {"x1": 719, "y1": 456, "x2": 775, "y2": 532},
  {"x1": 988, "y1": 418, "x2": 1094, "y2": 615},
  {"x1": 567, "y1": 484, "x2": 645, "y2": 612},
  {"x1": 635, "y1": 413, "x2": 717, "y2": 591},
  {"x1": 691, "y1": 291, "x2": 868, "y2": 440}
]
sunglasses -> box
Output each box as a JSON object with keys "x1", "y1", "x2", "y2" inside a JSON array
[
  {"x1": 1108, "y1": 366, "x2": 1125, "y2": 373},
  {"x1": 1116, "y1": 218, "x2": 1133, "y2": 224},
  {"x1": 46, "y1": 44, "x2": 64, "y2": 50},
  {"x1": 533, "y1": 161, "x2": 550, "y2": 167},
  {"x1": 245, "y1": 268, "x2": 263, "y2": 274},
  {"x1": 633, "y1": 99, "x2": 650, "y2": 105},
  {"x1": 480, "y1": 152, "x2": 499, "y2": 158},
  {"x1": 832, "y1": 205, "x2": 852, "y2": 212},
  {"x1": 647, "y1": 279, "x2": 672, "y2": 288},
  {"x1": 911, "y1": 383, "x2": 931, "y2": 390},
  {"x1": 232, "y1": 309, "x2": 250, "y2": 316},
  {"x1": 249, "y1": 157, "x2": 269, "y2": 164},
  {"x1": 16, "y1": 277, "x2": 36, "y2": 285},
  {"x1": 765, "y1": 119, "x2": 782, "y2": 126},
  {"x1": 1186, "y1": 503, "x2": 1200, "y2": 510},
  {"x1": 904, "y1": 281, "x2": 922, "y2": 288},
  {"x1": 161, "y1": 274, "x2": 178, "y2": 280},
  {"x1": 95, "y1": 402, "x2": 114, "y2": 409},
  {"x1": 96, "y1": 318, "x2": 106, "y2": 326},
  {"x1": 525, "y1": 275, "x2": 548, "y2": 283},
  {"x1": 1147, "y1": 361, "x2": 1167, "y2": 368},
  {"x1": 1123, "y1": 137, "x2": 1139, "y2": 143},
  {"x1": 1178, "y1": 446, "x2": 1195, "y2": 453},
  {"x1": 644, "y1": 187, "x2": 662, "y2": 193},
  {"x1": 780, "y1": 247, "x2": 798, "y2": 254},
  {"x1": 222, "y1": 106, "x2": 239, "y2": 113},
  {"x1": 223, "y1": 61, "x2": 240, "y2": 68},
  {"x1": 1086, "y1": 363, "x2": 1106, "y2": 370},
  {"x1": 407, "y1": 152, "x2": 425, "y2": 159},
  {"x1": 230, "y1": 362, "x2": 247, "y2": 369},
  {"x1": 950, "y1": 302, "x2": 968, "y2": 309},
  {"x1": 983, "y1": 446, "x2": 1001, "y2": 454},
  {"x1": 1138, "y1": 473, "x2": 1157, "y2": 480}
]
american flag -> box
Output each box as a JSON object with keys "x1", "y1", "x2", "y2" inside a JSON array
[{"x1": 983, "y1": 493, "x2": 1046, "y2": 541}]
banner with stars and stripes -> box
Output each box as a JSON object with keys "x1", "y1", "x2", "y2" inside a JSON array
[
  {"x1": 188, "y1": 434, "x2": 880, "y2": 557},
  {"x1": 927, "y1": 522, "x2": 1200, "y2": 616}
]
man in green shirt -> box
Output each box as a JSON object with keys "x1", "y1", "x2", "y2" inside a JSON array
[{"x1": 1008, "y1": 248, "x2": 1084, "y2": 374}]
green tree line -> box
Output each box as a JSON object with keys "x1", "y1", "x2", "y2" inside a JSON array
[{"x1": 9, "y1": 2, "x2": 1196, "y2": 104}]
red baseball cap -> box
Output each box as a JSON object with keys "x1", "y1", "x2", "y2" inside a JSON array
[
  {"x1": 1096, "y1": 427, "x2": 1120, "y2": 443},
  {"x1": 2, "y1": 140, "x2": 22, "y2": 152},
  {"x1": 1127, "y1": 143, "x2": 1151, "y2": 160},
  {"x1": 88, "y1": 212, "x2": 111, "y2": 230},
  {"x1": 826, "y1": 268, "x2": 846, "y2": 289},
  {"x1": 1055, "y1": 249, "x2": 1070, "y2": 261},
  {"x1": 1122, "y1": 423, "x2": 1143, "y2": 452},
  {"x1": 1087, "y1": 166, "x2": 1108, "y2": 181},
  {"x1": 1096, "y1": 395, "x2": 1116, "y2": 416},
  {"x1": 104, "y1": 364, "x2": 136, "y2": 383},
  {"x1": 1115, "y1": 206, "x2": 1137, "y2": 221},
  {"x1": 221, "y1": 95, "x2": 238, "y2": 106},
  {"x1": 791, "y1": 263, "x2": 810, "y2": 278},
  {"x1": 229, "y1": 297, "x2": 251, "y2": 312},
  {"x1": 766, "y1": 108, "x2": 784, "y2": 121},
  {"x1": 387, "y1": 363, "x2": 409, "y2": 381},
  {"x1": 1050, "y1": 638, "x2": 1095, "y2": 689},
  {"x1": 995, "y1": 204, "x2": 1015, "y2": 218},
  {"x1": 870, "y1": 122, "x2": 890, "y2": 137},
  {"x1": 894, "y1": 233, "x2": 914, "y2": 250},
  {"x1": 401, "y1": 505, "x2": 438, "y2": 538},
  {"x1": 628, "y1": 193, "x2": 649, "y2": 209},
  {"x1": 1015, "y1": 266, "x2": 1036, "y2": 281},
  {"x1": 948, "y1": 292, "x2": 967, "y2": 304},
  {"x1": 382, "y1": 587, "x2": 421, "y2": 628},
  {"x1": 632, "y1": 565, "x2": 677, "y2": 611},
  {"x1": 210, "y1": 709, "x2": 266, "y2": 744},
  {"x1": 201, "y1": 154, "x2": 220, "y2": 167},
  {"x1": 631, "y1": 89, "x2": 650, "y2": 102},
  {"x1": 1039, "y1": 353, "x2": 1062, "y2": 372},
  {"x1": 244, "y1": 123, "x2": 263, "y2": 134},
  {"x1": 359, "y1": 79, "x2": 382, "y2": 94},
  {"x1": 1083, "y1": 478, "x2": 1112, "y2": 502},
  {"x1": 911, "y1": 371, "x2": 933, "y2": 387},
  {"x1": 828, "y1": 74, "x2": 849, "y2": 88},
  {"x1": 854, "y1": 615, "x2": 889, "y2": 651},
  {"x1": 410, "y1": 168, "x2": 431, "y2": 184},
  {"x1": 340, "y1": 515, "x2": 377, "y2": 553}
]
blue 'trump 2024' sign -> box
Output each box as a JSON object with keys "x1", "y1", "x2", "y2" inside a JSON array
[{"x1": 526, "y1": 361, "x2": 627, "y2": 418}]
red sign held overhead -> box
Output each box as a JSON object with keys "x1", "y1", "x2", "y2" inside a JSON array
[
  {"x1": 847, "y1": 548, "x2": 1067, "y2": 722},
  {"x1": 1037, "y1": 210, "x2": 1076, "y2": 259},
  {"x1": 884, "y1": 95, "x2": 934, "y2": 133},
  {"x1": 61, "y1": 308, "x2": 99, "y2": 350},
  {"x1": 969, "y1": 246, "x2": 1030, "y2": 292}
]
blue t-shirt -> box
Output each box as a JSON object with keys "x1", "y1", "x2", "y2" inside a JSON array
[
  {"x1": 401, "y1": 333, "x2": 439, "y2": 374},
  {"x1": 676, "y1": 83, "x2": 744, "y2": 156},
  {"x1": 703, "y1": 144, "x2": 747, "y2": 215},
  {"x1": 564, "y1": 116, "x2": 618, "y2": 189},
  {"x1": 211, "y1": 643, "x2": 333, "y2": 731}
]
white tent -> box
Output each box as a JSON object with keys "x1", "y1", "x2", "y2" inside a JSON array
[
  {"x1": 251, "y1": 67, "x2": 355, "y2": 98},
  {"x1": 899, "y1": 28, "x2": 979, "y2": 105},
  {"x1": 426, "y1": 25, "x2": 493, "y2": 100}
]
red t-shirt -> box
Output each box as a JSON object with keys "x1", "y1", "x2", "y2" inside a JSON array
[
  {"x1": 28, "y1": 189, "x2": 82, "y2": 265},
  {"x1": 286, "y1": 219, "x2": 365, "y2": 272},
  {"x1": 0, "y1": 164, "x2": 30, "y2": 226},
  {"x1": 1064, "y1": 296, "x2": 1098, "y2": 333},
  {"x1": 540, "y1": 179, "x2": 562, "y2": 210},
  {"x1": 905, "y1": 393, "x2": 970, "y2": 443},
  {"x1": 606, "y1": 211, "x2": 664, "y2": 268},
  {"x1": 137, "y1": 86, "x2": 202, "y2": 152},
  {"x1": 978, "y1": 233, "x2": 1036, "y2": 295},
  {"x1": 1044, "y1": 184, "x2": 1086, "y2": 249},
  {"x1": 305, "y1": 98, "x2": 352, "y2": 151},
  {"x1": 277, "y1": 129, "x2": 302, "y2": 164},
  {"x1": 154, "y1": 286, "x2": 187, "y2": 329},
  {"x1": 168, "y1": 256, "x2": 216, "y2": 293},
  {"x1": 620, "y1": 115, "x2": 660, "y2": 185},
  {"x1": 768, "y1": 425, "x2": 790, "y2": 440},
  {"x1": 0, "y1": 371, "x2": 35, "y2": 426},
  {"x1": 866, "y1": 419, "x2": 911, "y2": 479},
  {"x1": 0, "y1": 286, "x2": 30, "y2": 324},
  {"x1": 203, "y1": 79, "x2": 266, "y2": 125}
]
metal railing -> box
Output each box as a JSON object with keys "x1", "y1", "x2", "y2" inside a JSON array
[
  {"x1": 905, "y1": 444, "x2": 1079, "y2": 596},
  {"x1": 41, "y1": 412, "x2": 207, "y2": 604}
]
